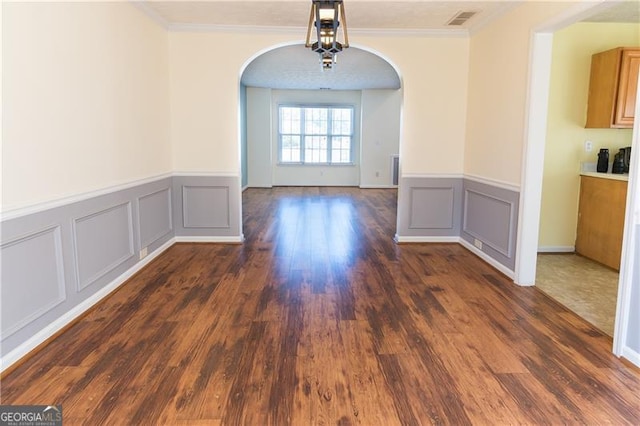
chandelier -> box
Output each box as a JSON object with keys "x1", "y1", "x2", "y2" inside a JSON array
[{"x1": 305, "y1": 1, "x2": 349, "y2": 70}]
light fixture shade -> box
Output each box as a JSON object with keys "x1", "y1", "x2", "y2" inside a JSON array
[{"x1": 305, "y1": 0, "x2": 349, "y2": 70}]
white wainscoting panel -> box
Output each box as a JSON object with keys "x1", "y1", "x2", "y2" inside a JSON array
[
  {"x1": 73, "y1": 202, "x2": 135, "y2": 291},
  {"x1": 182, "y1": 186, "x2": 230, "y2": 228},
  {"x1": 0, "y1": 226, "x2": 66, "y2": 338},
  {"x1": 463, "y1": 189, "x2": 514, "y2": 257},
  {"x1": 138, "y1": 187, "x2": 172, "y2": 248},
  {"x1": 409, "y1": 187, "x2": 455, "y2": 229}
]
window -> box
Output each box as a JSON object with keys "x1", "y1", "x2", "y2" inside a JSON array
[{"x1": 279, "y1": 105, "x2": 354, "y2": 164}]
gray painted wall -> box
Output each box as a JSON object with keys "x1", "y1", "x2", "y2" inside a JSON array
[
  {"x1": 627, "y1": 224, "x2": 640, "y2": 353},
  {"x1": 2, "y1": 172, "x2": 518, "y2": 367},
  {"x1": 172, "y1": 175, "x2": 242, "y2": 239},
  {"x1": 397, "y1": 176, "x2": 463, "y2": 238},
  {"x1": 1, "y1": 178, "x2": 173, "y2": 357},
  {"x1": 396, "y1": 176, "x2": 519, "y2": 272},
  {"x1": 460, "y1": 179, "x2": 519, "y2": 272},
  {"x1": 1, "y1": 174, "x2": 240, "y2": 363}
]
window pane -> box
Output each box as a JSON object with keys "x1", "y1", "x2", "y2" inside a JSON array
[
  {"x1": 280, "y1": 107, "x2": 300, "y2": 134},
  {"x1": 280, "y1": 106, "x2": 353, "y2": 165},
  {"x1": 332, "y1": 108, "x2": 352, "y2": 135},
  {"x1": 331, "y1": 136, "x2": 351, "y2": 163},
  {"x1": 305, "y1": 136, "x2": 327, "y2": 163},
  {"x1": 305, "y1": 108, "x2": 327, "y2": 134},
  {"x1": 281, "y1": 135, "x2": 300, "y2": 163}
]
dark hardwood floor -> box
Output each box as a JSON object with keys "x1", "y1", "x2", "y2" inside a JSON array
[{"x1": 2, "y1": 187, "x2": 639, "y2": 425}]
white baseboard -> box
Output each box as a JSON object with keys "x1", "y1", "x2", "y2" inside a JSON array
[
  {"x1": 0, "y1": 238, "x2": 176, "y2": 373},
  {"x1": 394, "y1": 235, "x2": 460, "y2": 243},
  {"x1": 394, "y1": 235, "x2": 517, "y2": 282},
  {"x1": 621, "y1": 346, "x2": 640, "y2": 368},
  {"x1": 537, "y1": 246, "x2": 575, "y2": 253},
  {"x1": 458, "y1": 238, "x2": 517, "y2": 282},
  {"x1": 359, "y1": 184, "x2": 397, "y2": 189},
  {"x1": 174, "y1": 235, "x2": 244, "y2": 243}
]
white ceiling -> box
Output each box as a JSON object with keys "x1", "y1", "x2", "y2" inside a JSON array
[
  {"x1": 143, "y1": 1, "x2": 511, "y2": 30},
  {"x1": 241, "y1": 45, "x2": 402, "y2": 90},
  {"x1": 137, "y1": 1, "x2": 640, "y2": 90}
]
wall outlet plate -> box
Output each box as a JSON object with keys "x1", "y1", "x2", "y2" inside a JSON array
[
  {"x1": 585, "y1": 140, "x2": 593, "y2": 152},
  {"x1": 474, "y1": 238, "x2": 483, "y2": 250},
  {"x1": 139, "y1": 247, "x2": 148, "y2": 260}
]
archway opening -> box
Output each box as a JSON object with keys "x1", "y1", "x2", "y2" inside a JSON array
[{"x1": 238, "y1": 42, "x2": 404, "y2": 239}]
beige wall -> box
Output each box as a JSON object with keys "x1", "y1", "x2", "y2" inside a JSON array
[
  {"x1": 7, "y1": 1, "x2": 620, "y2": 216},
  {"x1": 357, "y1": 36, "x2": 469, "y2": 175},
  {"x1": 3, "y1": 1, "x2": 470, "y2": 210},
  {"x1": 169, "y1": 32, "x2": 292, "y2": 174},
  {"x1": 538, "y1": 22, "x2": 639, "y2": 248},
  {"x1": 169, "y1": 32, "x2": 469, "y2": 175},
  {"x1": 464, "y1": 2, "x2": 573, "y2": 186},
  {"x1": 2, "y1": 2, "x2": 171, "y2": 211}
]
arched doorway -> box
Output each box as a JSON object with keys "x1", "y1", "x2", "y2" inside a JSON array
[{"x1": 237, "y1": 43, "x2": 404, "y2": 235}]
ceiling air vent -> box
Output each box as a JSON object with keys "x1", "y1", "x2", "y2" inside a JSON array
[{"x1": 447, "y1": 11, "x2": 477, "y2": 26}]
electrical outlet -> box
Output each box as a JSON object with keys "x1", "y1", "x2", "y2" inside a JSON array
[
  {"x1": 139, "y1": 247, "x2": 148, "y2": 260},
  {"x1": 474, "y1": 239, "x2": 483, "y2": 250},
  {"x1": 375, "y1": 171, "x2": 380, "y2": 177},
  {"x1": 585, "y1": 140, "x2": 593, "y2": 153}
]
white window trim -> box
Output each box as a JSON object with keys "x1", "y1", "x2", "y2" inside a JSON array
[{"x1": 278, "y1": 104, "x2": 355, "y2": 166}]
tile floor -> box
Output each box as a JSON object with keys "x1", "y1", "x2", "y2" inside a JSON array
[{"x1": 536, "y1": 253, "x2": 619, "y2": 336}]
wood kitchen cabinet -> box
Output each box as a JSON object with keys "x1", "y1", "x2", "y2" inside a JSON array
[
  {"x1": 585, "y1": 47, "x2": 639, "y2": 129},
  {"x1": 575, "y1": 175, "x2": 628, "y2": 270}
]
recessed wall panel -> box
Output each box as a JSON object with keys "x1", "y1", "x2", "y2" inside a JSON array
[
  {"x1": 409, "y1": 187, "x2": 455, "y2": 229},
  {"x1": 73, "y1": 202, "x2": 134, "y2": 290},
  {"x1": 463, "y1": 189, "x2": 513, "y2": 256},
  {"x1": 1, "y1": 226, "x2": 66, "y2": 338},
  {"x1": 182, "y1": 186, "x2": 230, "y2": 228},
  {"x1": 138, "y1": 188, "x2": 172, "y2": 248}
]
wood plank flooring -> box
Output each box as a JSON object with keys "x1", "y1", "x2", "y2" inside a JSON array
[{"x1": 2, "y1": 187, "x2": 640, "y2": 425}]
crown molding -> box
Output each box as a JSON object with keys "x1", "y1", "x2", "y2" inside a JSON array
[
  {"x1": 130, "y1": 1, "x2": 169, "y2": 29},
  {"x1": 468, "y1": 2, "x2": 520, "y2": 36},
  {"x1": 168, "y1": 23, "x2": 469, "y2": 38},
  {"x1": 130, "y1": 0, "x2": 514, "y2": 39},
  {"x1": 352, "y1": 27, "x2": 468, "y2": 38},
  {"x1": 168, "y1": 23, "x2": 306, "y2": 34}
]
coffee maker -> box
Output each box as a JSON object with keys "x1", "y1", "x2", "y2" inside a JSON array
[
  {"x1": 597, "y1": 148, "x2": 609, "y2": 172},
  {"x1": 612, "y1": 149, "x2": 626, "y2": 174},
  {"x1": 621, "y1": 146, "x2": 631, "y2": 173}
]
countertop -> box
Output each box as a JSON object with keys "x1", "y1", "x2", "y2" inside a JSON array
[{"x1": 580, "y1": 171, "x2": 629, "y2": 182}]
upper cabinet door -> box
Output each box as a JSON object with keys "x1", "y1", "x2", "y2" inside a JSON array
[
  {"x1": 615, "y1": 49, "x2": 640, "y2": 127},
  {"x1": 585, "y1": 47, "x2": 640, "y2": 129}
]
